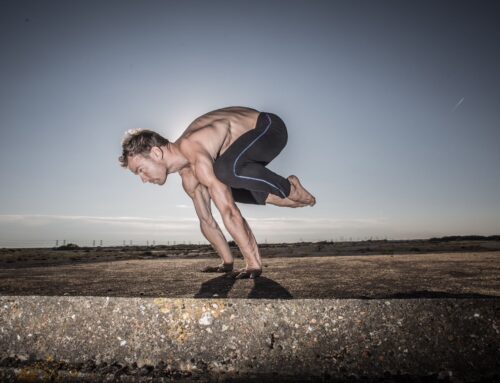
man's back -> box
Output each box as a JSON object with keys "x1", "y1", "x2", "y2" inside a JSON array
[{"x1": 176, "y1": 106, "x2": 261, "y2": 162}]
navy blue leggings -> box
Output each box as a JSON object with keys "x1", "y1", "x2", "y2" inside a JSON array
[{"x1": 213, "y1": 112, "x2": 291, "y2": 205}]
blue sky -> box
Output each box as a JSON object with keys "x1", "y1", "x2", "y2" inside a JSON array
[{"x1": 1, "y1": 0, "x2": 499, "y2": 247}]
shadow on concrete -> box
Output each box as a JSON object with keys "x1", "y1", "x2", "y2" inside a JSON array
[
  {"x1": 247, "y1": 277, "x2": 293, "y2": 299},
  {"x1": 194, "y1": 275, "x2": 293, "y2": 299},
  {"x1": 194, "y1": 274, "x2": 236, "y2": 298}
]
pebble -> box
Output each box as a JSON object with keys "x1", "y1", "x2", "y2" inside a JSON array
[{"x1": 199, "y1": 312, "x2": 213, "y2": 326}]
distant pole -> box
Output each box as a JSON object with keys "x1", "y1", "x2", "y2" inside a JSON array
[
  {"x1": 63, "y1": 239, "x2": 66, "y2": 246},
  {"x1": 123, "y1": 240, "x2": 125, "y2": 246},
  {"x1": 130, "y1": 240, "x2": 132, "y2": 246},
  {"x1": 167, "y1": 241, "x2": 169, "y2": 246},
  {"x1": 93, "y1": 240, "x2": 96, "y2": 247},
  {"x1": 152, "y1": 240, "x2": 155, "y2": 246},
  {"x1": 56, "y1": 240, "x2": 59, "y2": 247},
  {"x1": 147, "y1": 240, "x2": 149, "y2": 247},
  {"x1": 100, "y1": 240, "x2": 103, "y2": 246}
]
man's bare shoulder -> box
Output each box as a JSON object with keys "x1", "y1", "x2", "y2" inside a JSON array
[{"x1": 177, "y1": 137, "x2": 213, "y2": 164}]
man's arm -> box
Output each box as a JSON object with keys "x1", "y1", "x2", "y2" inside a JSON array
[
  {"x1": 193, "y1": 155, "x2": 262, "y2": 272},
  {"x1": 190, "y1": 183, "x2": 234, "y2": 266}
]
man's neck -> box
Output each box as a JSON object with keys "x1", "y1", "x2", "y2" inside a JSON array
[{"x1": 163, "y1": 143, "x2": 189, "y2": 173}]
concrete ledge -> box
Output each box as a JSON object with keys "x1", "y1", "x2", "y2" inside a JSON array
[{"x1": 1, "y1": 296, "x2": 499, "y2": 382}]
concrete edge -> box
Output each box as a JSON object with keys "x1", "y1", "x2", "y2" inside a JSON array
[{"x1": 1, "y1": 296, "x2": 499, "y2": 382}]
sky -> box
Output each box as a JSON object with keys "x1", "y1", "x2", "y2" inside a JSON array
[{"x1": 1, "y1": 0, "x2": 499, "y2": 247}]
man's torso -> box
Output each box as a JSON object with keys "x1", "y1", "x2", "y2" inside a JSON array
[{"x1": 177, "y1": 106, "x2": 261, "y2": 195}]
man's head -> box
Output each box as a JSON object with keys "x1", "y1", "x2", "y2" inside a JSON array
[{"x1": 119, "y1": 129, "x2": 170, "y2": 185}]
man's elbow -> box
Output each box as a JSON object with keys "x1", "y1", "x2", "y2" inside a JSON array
[{"x1": 199, "y1": 216, "x2": 217, "y2": 230}]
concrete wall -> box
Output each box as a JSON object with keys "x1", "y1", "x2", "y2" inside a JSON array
[{"x1": 1, "y1": 296, "x2": 499, "y2": 382}]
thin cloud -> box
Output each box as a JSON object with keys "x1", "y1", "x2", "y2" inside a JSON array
[
  {"x1": 0, "y1": 214, "x2": 386, "y2": 231},
  {"x1": 453, "y1": 97, "x2": 464, "y2": 111},
  {"x1": 175, "y1": 204, "x2": 193, "y2": 209}
]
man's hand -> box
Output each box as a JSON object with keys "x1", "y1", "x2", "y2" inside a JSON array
[{"x1": 226, "y1": 267, "x2": 262, "y2": 279}]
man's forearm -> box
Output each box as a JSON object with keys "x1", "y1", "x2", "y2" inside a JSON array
[
  {"x1": 200, "y1": 220, "x2": 234, "y2": 264},
  {"x1": 221, "y1": 211, "x2": 262, "y2": 269}
]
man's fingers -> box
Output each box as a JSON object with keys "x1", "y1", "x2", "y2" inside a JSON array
[
  {"x1": 234, "y1": 271, "x2": 248, "y2": 279},
  {"x1": 224, "y1": 268, "x2": 262, "y2": 279},
  {"x1": 236, "y1": 270, "x2": 262, "y2": 279},
  {"x1": 248, "y1": 269, "x2": 262, "y2": 278},
  {"x1": 225, "y1": 268, "x2": 244, "y2": 278}
]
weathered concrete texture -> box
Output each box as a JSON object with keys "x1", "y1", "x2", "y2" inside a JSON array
[{"x1": 1, "y1": 296, "x2": 499, "y2": 382}]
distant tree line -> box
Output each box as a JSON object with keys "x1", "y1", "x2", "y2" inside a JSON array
[{"x1": 429, "y1": 235, "x2": 500, "y2": 242}]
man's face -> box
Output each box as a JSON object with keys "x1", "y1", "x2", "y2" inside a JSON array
[{"x1": 127, "y1": 151, "x2": 167, "y2": 185}]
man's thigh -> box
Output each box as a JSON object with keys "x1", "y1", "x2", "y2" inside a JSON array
[{"x1": 221, "y1": 112, "x2": 288, "y2": 166}]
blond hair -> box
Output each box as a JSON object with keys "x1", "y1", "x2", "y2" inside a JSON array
[{"x1": 118, "y1": 129, "x2": 169, "y2": 168}]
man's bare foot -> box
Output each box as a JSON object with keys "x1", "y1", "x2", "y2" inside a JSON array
[
  {"x1": 226, "y1": 267, "x2": 262, "y2": 279},
  {"x1": 265, "y1": 193, "x2": 307, "y2": 208},
  {"x1": 287, "y1": 175, "x2": 316, "y2": 206},
  {"x1": 200, "y1": 263, "x2": 234, "y2": 273}
]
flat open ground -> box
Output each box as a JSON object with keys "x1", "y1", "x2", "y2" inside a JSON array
[{"x1": 1, "y1": 240, "x2": 499, "y2": 299}]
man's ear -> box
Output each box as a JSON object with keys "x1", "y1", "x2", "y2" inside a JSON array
[{"x1": 150, "y1": 146, "x2": 163, "y2": 160}]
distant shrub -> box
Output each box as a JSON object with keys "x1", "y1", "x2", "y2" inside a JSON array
[
  {"x1": 56, "y1": 243, "x2": 79, "y2": 250},
  {"x1": 429, "y1": 235, "x2": 497, "y2": 242}
]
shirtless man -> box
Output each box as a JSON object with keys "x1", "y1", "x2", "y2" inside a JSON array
[{"x1": 118, "y1": 106, "x2": 315, "y2": 279}]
